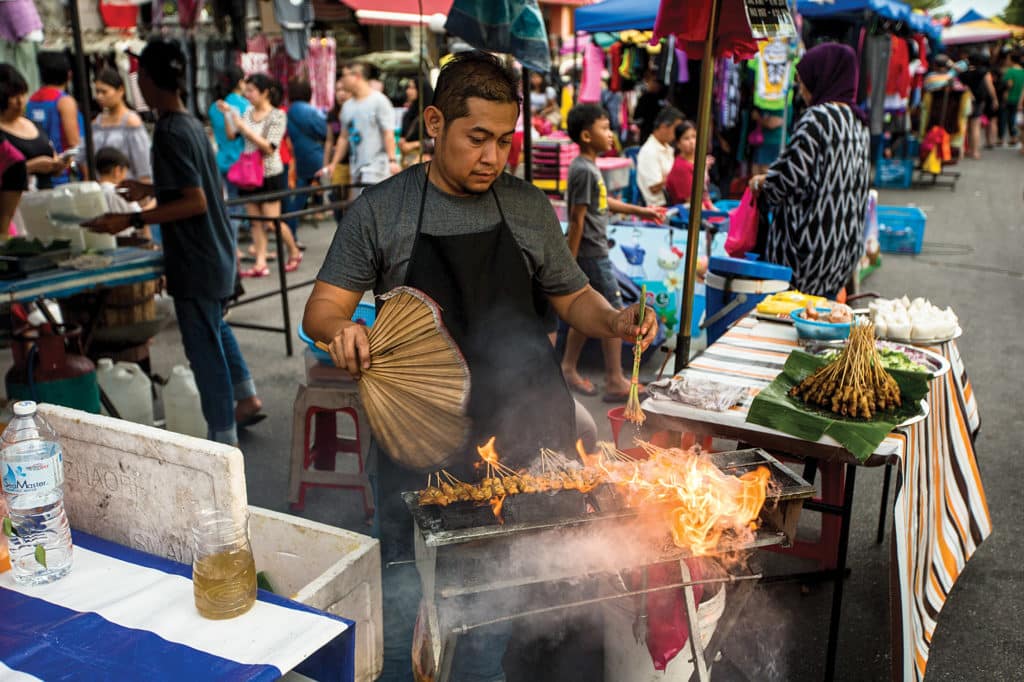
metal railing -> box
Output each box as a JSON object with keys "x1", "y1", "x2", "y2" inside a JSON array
[{"x1": 225, "y1": 182, "x2": 367, "y2": 356}]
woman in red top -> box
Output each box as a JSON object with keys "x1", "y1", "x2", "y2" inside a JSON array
[{"x1": 665, "y1": 120, "x2": 717, "y2": 211}]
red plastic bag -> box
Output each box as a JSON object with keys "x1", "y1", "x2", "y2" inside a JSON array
[{"x1": 725, "y1": 188, "x2": 759, "y2": 257}]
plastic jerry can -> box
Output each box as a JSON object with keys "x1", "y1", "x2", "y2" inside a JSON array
[
  {"x1": 96, "y1": 359, "x2": 154, "y2": 426},
  {"x1": 163, "y1": 365, "x2": 207, "y2": 439}
]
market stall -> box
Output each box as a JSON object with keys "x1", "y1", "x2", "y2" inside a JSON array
[{"x1": 641, "y1": 308, "x2": 988, "y2": 681}]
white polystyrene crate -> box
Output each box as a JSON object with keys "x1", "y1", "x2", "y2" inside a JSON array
[{"x1": 249, "y1": 506, "x2": 382, "y2": 682}]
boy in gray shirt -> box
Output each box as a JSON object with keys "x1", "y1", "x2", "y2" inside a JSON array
[{"x1": 561, "y1": 103, "x2": 664, "y2": 401}]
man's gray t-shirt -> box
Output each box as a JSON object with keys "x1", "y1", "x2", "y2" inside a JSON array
[
  {"x1": 151, "y1": 111, "x2": 235, "y2": 300},
  {"x1": 317, "y1": 164, "x2": 588, "y2": 297},
  {"x1": 567, "y1": 155, "x2": 610, "y2": 258},
  {"x1": 340, "y1": 91, "x2": 393, "y2": 174}
]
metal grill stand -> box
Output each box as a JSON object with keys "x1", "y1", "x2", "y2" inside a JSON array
[{"x1": 405, "y1": 449, "x2": 814, "y2": 681}]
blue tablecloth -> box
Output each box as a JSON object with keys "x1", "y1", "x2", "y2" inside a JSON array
[
  {"x1": 0, "y1": 248, "x2": 164, "y2": 303},
  {"x1": 0, "y1": 530, "x2": 355, "y2": 681}
]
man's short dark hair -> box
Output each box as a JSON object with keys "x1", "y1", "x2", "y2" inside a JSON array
[
  {"x1": 655, "y1": 106, "x2": 684, "y2": 129},
  {"x1": 567, "y1": 103, "x2": 607, "y2": 145},
  {"x1": 433, "y1": 51, "x2": 520, "y2": 125},
  {"x1": 139, "y1": 38, "x2": 187, "y2": 96},
  {"x1": 37, "y1": 51, "x2": 70, "y2": 86},
  {"x1": 95, "y1": 147, "x2": 130, "y2": 176},
  {"x1": 0, "y1": 64, "x2": 28, "y2": 112},
  {"x1": 288, "y1": 77, "x2": 312, "y2": 103},
  {"x1": 341, "y1": 61, "x2": 369, "y2": 80}
]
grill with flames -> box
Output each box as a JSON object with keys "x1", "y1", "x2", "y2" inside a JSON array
[{"x1": 403, "y1": 444, "x2": 814, "y2": 681}]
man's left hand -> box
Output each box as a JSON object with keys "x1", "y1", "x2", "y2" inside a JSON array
[
  {"x1": 82, "y1": 213, "x2": 131, "y2": 234},
  {"x1": 613, "y1": 301, "x2": 658, "y2": 349}
]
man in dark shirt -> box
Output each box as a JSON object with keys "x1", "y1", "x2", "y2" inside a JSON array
[{"x1": 84, "y1": 38, "x2": 263, "y2": 445}]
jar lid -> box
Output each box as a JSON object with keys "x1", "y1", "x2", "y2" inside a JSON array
[{"x1": 13, "y1": 400, "x2": 37, "y2": 416}]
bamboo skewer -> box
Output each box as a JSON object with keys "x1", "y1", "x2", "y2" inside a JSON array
[{"x1": 624, "y1": 285, "x2": 647, "y2": 426}]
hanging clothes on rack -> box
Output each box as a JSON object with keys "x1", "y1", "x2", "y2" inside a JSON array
[
  {"x1": 98, "y1": 0, "x2": 138, "y2": 29},
  {"x1": 750, "y1": 37, "x2": 793, "y2": 112},
  {"x1": 307, "y1": 36, "x2": 336, "y2": 111},
  {"x1": 0, "y1": 0, "x2": 42, "y2": 93},
  {"x1": 212, "y1": 0, "x2": 247, "y2": 52},
  {"x1": 579, "y1": 42, "x2": 604, "y2": 103},
  {"x1": 273, "y1": 0, "x2": 313, "y2": 62}
]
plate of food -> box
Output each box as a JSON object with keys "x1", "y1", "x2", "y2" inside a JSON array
[
  {"x1": 790, "y1": 302, "x2": 855, "y2": 341},
  {"x1": 804, "y1": 339, "x2": 950, "y2": 379},
  {"x1": 754, "y1": 290, "x2": 828, "y2": 323},
  {"x1": 867, "y1": 296, "x2": 961, "y2": 345}
]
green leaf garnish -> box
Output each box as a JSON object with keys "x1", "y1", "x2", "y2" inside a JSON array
[
  {"x1": 34, "y1": 545, "x2": 46, "y2": 568},
  {"x1": 2, "y1": 517, "x2": 11, "y2": 537}
]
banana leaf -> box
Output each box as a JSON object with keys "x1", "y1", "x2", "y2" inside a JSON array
[{"x1": 746, "y1": 350, "x2": 931, "y2": 461}]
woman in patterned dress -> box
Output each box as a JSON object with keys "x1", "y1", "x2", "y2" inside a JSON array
[{"x1": 749, "y1": 43, "x2": 870, "y2": 299}]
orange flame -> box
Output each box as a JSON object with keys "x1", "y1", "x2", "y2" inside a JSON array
[
  {"x1": 490, "y1": 495, "x2": 506, "y2": 524},
  {"x1": 575, "y1": 439, "x2": 602, "y2": 469},
  {"x1": 601, "y1": 446, "x2": 771, "y2": 556},
  {"x1": 477, "y1": 436, "x2": 499, "y2": 465}
]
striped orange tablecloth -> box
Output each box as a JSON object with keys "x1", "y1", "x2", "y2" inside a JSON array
[{"x1": 643, "y1": 316, "x2": 990, "y2": 681}]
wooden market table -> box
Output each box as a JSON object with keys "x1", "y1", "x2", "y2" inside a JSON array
[
  {"x1": 0, "y1": 530, "x2": 354, "y2": 681},
  {"x1": 0, "y1": 248, "x2": 163, "y2": 303},
  {"x1": 641, "y1": 315, "x2": 990, "y2": 682}
]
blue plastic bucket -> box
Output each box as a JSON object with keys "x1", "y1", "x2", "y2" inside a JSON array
[{"x1": 704, "y1": 272, "x2": 790, "y2": 344}]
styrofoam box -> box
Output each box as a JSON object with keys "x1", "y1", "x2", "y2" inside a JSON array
[
  {"x1": 250, "y1": 506, "x2": 382, "y2": 682},
  {"x1": 36, "y1": 405, "x2": 382, "y2": 682}
]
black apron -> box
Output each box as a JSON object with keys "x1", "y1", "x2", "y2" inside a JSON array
[{"x1": 375, "y1": 165, "x2": 576, "y2": 561}]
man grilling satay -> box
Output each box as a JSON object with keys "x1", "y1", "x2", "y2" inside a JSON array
[{"x1": 304, "y1": 51, "x2": 656, "y2": 681}]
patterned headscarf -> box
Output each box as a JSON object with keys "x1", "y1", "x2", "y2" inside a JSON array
[{"x1": 796, "y1": 43, "x2": 868, "y2": 124}]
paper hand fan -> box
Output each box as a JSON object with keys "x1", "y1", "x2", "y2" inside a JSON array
[{"x1": 318, "y1": 287, "x2": 471, "y2": 471}]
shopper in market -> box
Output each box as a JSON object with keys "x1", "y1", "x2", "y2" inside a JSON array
[
  {"x1": 666, "y1": 119, "x2": 718, "y2": 210},
  {"x1": 749, "y1": 42, "x2": 870, "y2": 300},
  {"x1": 0, "y1": 120, "x2": 27, "y2": 235},
  {"x1": 325, "y1": 61, "x2": 398, "y2": 188},
  {"x1": 561, "y1": 102, "x2": 664, "y2": 401},
  {"x1": 284, "y1": 76, "x2": 327, "y2": 230},
  {"x1": 26, "y1": 51, "x2": 81, "y2": 185},
  {"x1": 218, "y1": 72, "x2": 303, "y2": 277},
  {"x1": 398, "y1": 76, "x2": 433, "y2": 168},
  {"x1": 82, "y1": 37, "x2": 264, "y2": 446},
  {"x1": 86, "y1": 69, "x2": 152, "y2": 189},
  {"x1": 636, "y1": 106, "x2": 684, "y2": 207},
  {"x1": 303, "y1": 51, "x2": 656, "y2": 681},
  {"x1": 0, "y1": 64, "x2": 68, "y2": 191},
  {"x1": 209, "y1": 65, "x2": 249, "y2": 232}
]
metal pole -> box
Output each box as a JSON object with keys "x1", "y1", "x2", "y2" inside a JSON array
[
  {"x1": 523, "y1": 67, "x2": 533, "y2": 183},
  {"x1": 674, "y1": 0, "x2": 722, "y2": 374},
  {"x1": 67, "y1": 0, "x2": 95, "y2": 180},
  {"x1": 273, "y1": 217, "x2": 294, "y2": 357}
]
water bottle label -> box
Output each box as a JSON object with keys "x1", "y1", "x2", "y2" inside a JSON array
[{"x1": 2, "y1": 442, "x2": 63, "y2": 495}]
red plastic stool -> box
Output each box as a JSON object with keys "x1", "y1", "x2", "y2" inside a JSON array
[{"x1": 288, "y1": 383, "x2": 374, "y2": 518}]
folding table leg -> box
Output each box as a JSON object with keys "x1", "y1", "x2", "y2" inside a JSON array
[
  {"x1": 876, "y1": 464, "x2": 893, "y2": 545},
  {"x1": 824, "y1": 463, "x2": 857, "y2": 682}
]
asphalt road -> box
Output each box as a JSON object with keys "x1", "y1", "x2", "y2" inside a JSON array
[{"x1": 30, "y1": 148, "x2": 1022, "y2": 681}]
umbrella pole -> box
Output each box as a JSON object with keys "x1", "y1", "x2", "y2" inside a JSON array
[
  {"x1": 523, "y1": 66, "x2": 533, "y2": 183},
  {"x1": 68, "y1": 0, "x2": 95, "y2": 180},
  {"x1": 674, "y1": 0, "x2": 722, "y2": 373}
]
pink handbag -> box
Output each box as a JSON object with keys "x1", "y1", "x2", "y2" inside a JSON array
[
  {"x1": 226, "y1": 117, "x2": 270, "y2": 190},
  {"x1": 226, "y1": 150, "x2": 264, "y2": 190},
  {"x1": 725, "y1": 188, "x2": 759, "y2": 257}
]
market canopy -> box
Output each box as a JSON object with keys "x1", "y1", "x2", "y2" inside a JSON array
[
  {"x1": 942, "y1": 19, "x2": 1019, "y2": 44},
  {"x1": 339, "y1": 0, "x2": 453, "y2": 25},
  {"x1": 796, "y1": 0, "x2": 941, "y2": 40},
  {"x1": 574, "y1": 0, "x2": 659, "y2": 33},
  {"x1": 954, "y1": 9, "x2": 988, "y2": 23}
]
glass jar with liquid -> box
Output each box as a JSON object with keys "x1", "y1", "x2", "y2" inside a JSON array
[{"x1": 191, "y1": 509, "x2": 257, "y2": 620}]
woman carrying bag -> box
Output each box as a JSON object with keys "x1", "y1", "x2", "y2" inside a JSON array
[
  {"x1": 748, "y1": 43, "x2": 870, "y2": 299},
  {"x1": 219, "y1": 73, "x2": 302, "y2": 278}
]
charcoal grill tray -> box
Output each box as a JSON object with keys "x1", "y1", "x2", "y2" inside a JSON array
[{"x1": 404, "y1": 449, "x2": 814, "y2": 547}]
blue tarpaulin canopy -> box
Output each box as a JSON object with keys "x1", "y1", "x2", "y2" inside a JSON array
[
  {"x1": 796, "y1": 0, "x2": 940, "y2": 40},
  {"x1": 574, "y1": 0, "x2": 659, "y2": 33},
  {"x1": 954, "y1": 9, "x2": 988, "y2": 23}
]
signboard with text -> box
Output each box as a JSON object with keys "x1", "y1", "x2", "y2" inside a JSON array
[{"x1": 744, "y1": 0, "x2": 797, "y2": 39}]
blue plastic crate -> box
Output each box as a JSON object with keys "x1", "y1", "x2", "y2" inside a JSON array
[
  {"x1": 299, "y1": 301, "x2": 377, "y2": 362},
  {"x1": 877, "y1": 206, "x2": 926, "y2": 254},
  {"x1": 875, "y1": 159, "x2": 915, "y2": 189}
]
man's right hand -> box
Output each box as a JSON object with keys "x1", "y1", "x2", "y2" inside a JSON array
[{"x1": 328, "y1": 322, "x2": 371, "y2": 378}]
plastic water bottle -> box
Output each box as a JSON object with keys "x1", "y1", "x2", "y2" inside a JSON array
[{"x1": 1, "y1": 401, "x2": 73, "y2": 584}]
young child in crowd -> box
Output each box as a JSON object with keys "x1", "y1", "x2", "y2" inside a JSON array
[
  {"x1": 560, "y1": 103, "x2": 664, "y2": 402},
  {"x1": 95, "y1": 146, "x2": 148, "y2": 239}
]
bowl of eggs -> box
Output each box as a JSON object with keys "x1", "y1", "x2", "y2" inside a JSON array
[{"x1": 791, "y1": 303, "x2": 854, "y2": 341}]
